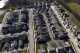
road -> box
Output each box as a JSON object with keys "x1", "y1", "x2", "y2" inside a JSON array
[
  {"x1": 51, "y1": 5, "x2": 80, "y2": 53},
  {"x1": 28, "y1": 9, "x2": 35, "y2": 53},
  {"x1": 42, "y1": 13, "x2": 54, "y2": 41},
  {"x1": 33, "y1": 13, "x2": 37, "y2": 53}
]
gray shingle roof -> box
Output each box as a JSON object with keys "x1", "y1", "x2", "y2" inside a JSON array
[
  {"x1": 4, "y1": 42, "x2": 9, "y2": 48},
  {"x1": 13, "y1": 40, "x2": 17, "y2": 48}
]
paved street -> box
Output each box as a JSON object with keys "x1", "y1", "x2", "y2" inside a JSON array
[
  {"x1": 42, "y1": 13, "x2": 54, "y2": 41},
  {"x1": 28, "y1": 9, "x2": 35, "y2": 53},
  {"x1": 51, "y1": 5, "x2": 80, "y2": 53}
]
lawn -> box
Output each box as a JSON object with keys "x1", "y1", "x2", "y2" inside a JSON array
[
  {"x1": 0, "y1": 14, "x2": 4, "y2": 23},
  {"x1": 24, "y1": 49, "x2": 27, "y2": 53},
  {"x1": 24, "y1": 43, "x2": 28, "y2": 47},
  {"x1": 1, "y1": 47, "x2": 5, "y2": 52},
  {"x1": 3, "y1": 6, "x2": 16, "y2": 11},
  {"x1": 36, "y1": 42, "x2": 40, "y2": 53},
  {"x1": 52, "y1": 43, "x2": 58, "y2": 48},
  {"x1": 67, "y1": 2, "x2": 80, "y2": 16}
]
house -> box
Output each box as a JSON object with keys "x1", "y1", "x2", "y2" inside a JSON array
[
  {"x1": 18, "y1": 31, "x2": 28, "y2": 43},
  {"x1": 69, "y1": 22, "x2": 76, "y2": 30},
  {"x1": 19, "y1": 13, "x2": 28, "y2": 23},
  {"x1": 37, "y1": 35, "x2": 47, "y2": 44},
  {"x1": 54, "y1": 23, "x2": 68, "y2": 39},
  {"x1": 21, "y1": 24, "x2": 29, "y2": 31},
  {"x1": 76, "y1": 29, "x2": 80, "y2": 37},
  {"x1": 13, "y1": 40, "x2": 17, "y2": 48},
  {"x1": 59, "y1": 8, "x2": 65, "y2": 13},
  {"x1": 71, "y1": 26, "x2": 78, "y2": 34},
  {"x1": 62, "y1": 13, "x2": 69, "y2": 21},
  {"x1": 56, "y1": 40, "x2": 74, "y2": 53},
  {"x1": 34, "y1": 19, "x2": 41, "y2": 27},
  {"x1": 1, "y1": 38, "x2": 10, "y2": 43},
  {"x1": 18, "y1": 34, "x2": 26, "y2": 40},
  {"x1": 58, "y1": 31, "x2": 68, "y2": 39},
  {"x1": 6, "y1": 12, "x2": 15, "y2": 24},
  {"x1": 21, "y1": 7, "x2": 26, "y2": 12},
  {"x1": 8, "y1": 25, "x2": 16, "y2": 34},
  {"x1": 35, "y1": 27, "x2": 41, "y2": 36},
  {"x1": 37, "y1": 27, "x2": 50, "y2": 43},
  {"x1": 19, "y1": 7, "x2": 29, "y2": 23},
  {"x1": 65, "y1": 18, "x2": 71, "y2": 26},
  {"x1": 60, "y1": 12, "x2": 65, "y2": 18},
  {"x1": 60, "y1": 41, "x2": 71, "y2": 48},
  {"x1": 12, "y1": 11, "x2": 19, "y2": 21},
  {"x1": 15, "y1": 25, "x2": 22, "y2": 32}
]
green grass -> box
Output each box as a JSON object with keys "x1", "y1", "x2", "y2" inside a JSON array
[
  {"x1": 0, "y1": 14, "x2": 4, "y2": 23},
  {"x1": 3, "y1": 6, "x2": 16, "y2": 11},
  {"x1": 36, "y1": 42, "x2": 40, "y2": 53},
  {"x1": 62, "y1": 6, "x2": 80, "y2": 28},
  {"x1": 45, "y1": 44, "x2": 48, "y2": 53},
  {"x1": 0, "y1": 11, "x2": 7, "y2": 23},
  {"x1": 24, "y1": 43, "x2": 28, "y2": 47},
  {"x1": 52, "y1": 43, "x2": 58, "y2": 48},
  {"x1": 67, "y1": 2, "x2": 80, "y2": 16},
  {"x1": 1, "y1": 47, "x2": 5, "y2": 52},
  {"x1": 24, "y1": 49, "x2": 27, "y2": 53}
]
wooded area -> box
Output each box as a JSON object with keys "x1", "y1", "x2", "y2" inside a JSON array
[{"x1": 8, "y1": 0, "x2": 29, "y2": 6}]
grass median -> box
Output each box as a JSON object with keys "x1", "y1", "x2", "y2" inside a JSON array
[
  {"x1": 67, "y1": 2, "x2": 80, "y2": 16},
  {"x1": 36, "y1": 42, "x2": 40, "y2": 53}
]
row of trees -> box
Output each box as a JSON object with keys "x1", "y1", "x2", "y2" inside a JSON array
[
  {"x1": 64, "y1": 0, "x2": 80, "y2": 4},
  {"x1": 8, "y1": 0, "x2": 29, "y2": 6},
  {"x1": 55, "y1": 0, "x2": 80, "y2": 21}
]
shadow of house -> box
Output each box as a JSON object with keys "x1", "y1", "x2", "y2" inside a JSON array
[
  {"x1": 18, "y1": 34, "x2": 28, "y2": 43},
  {"x1": 1, "y1": 26, "x2": 9, "y2": 35}
]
